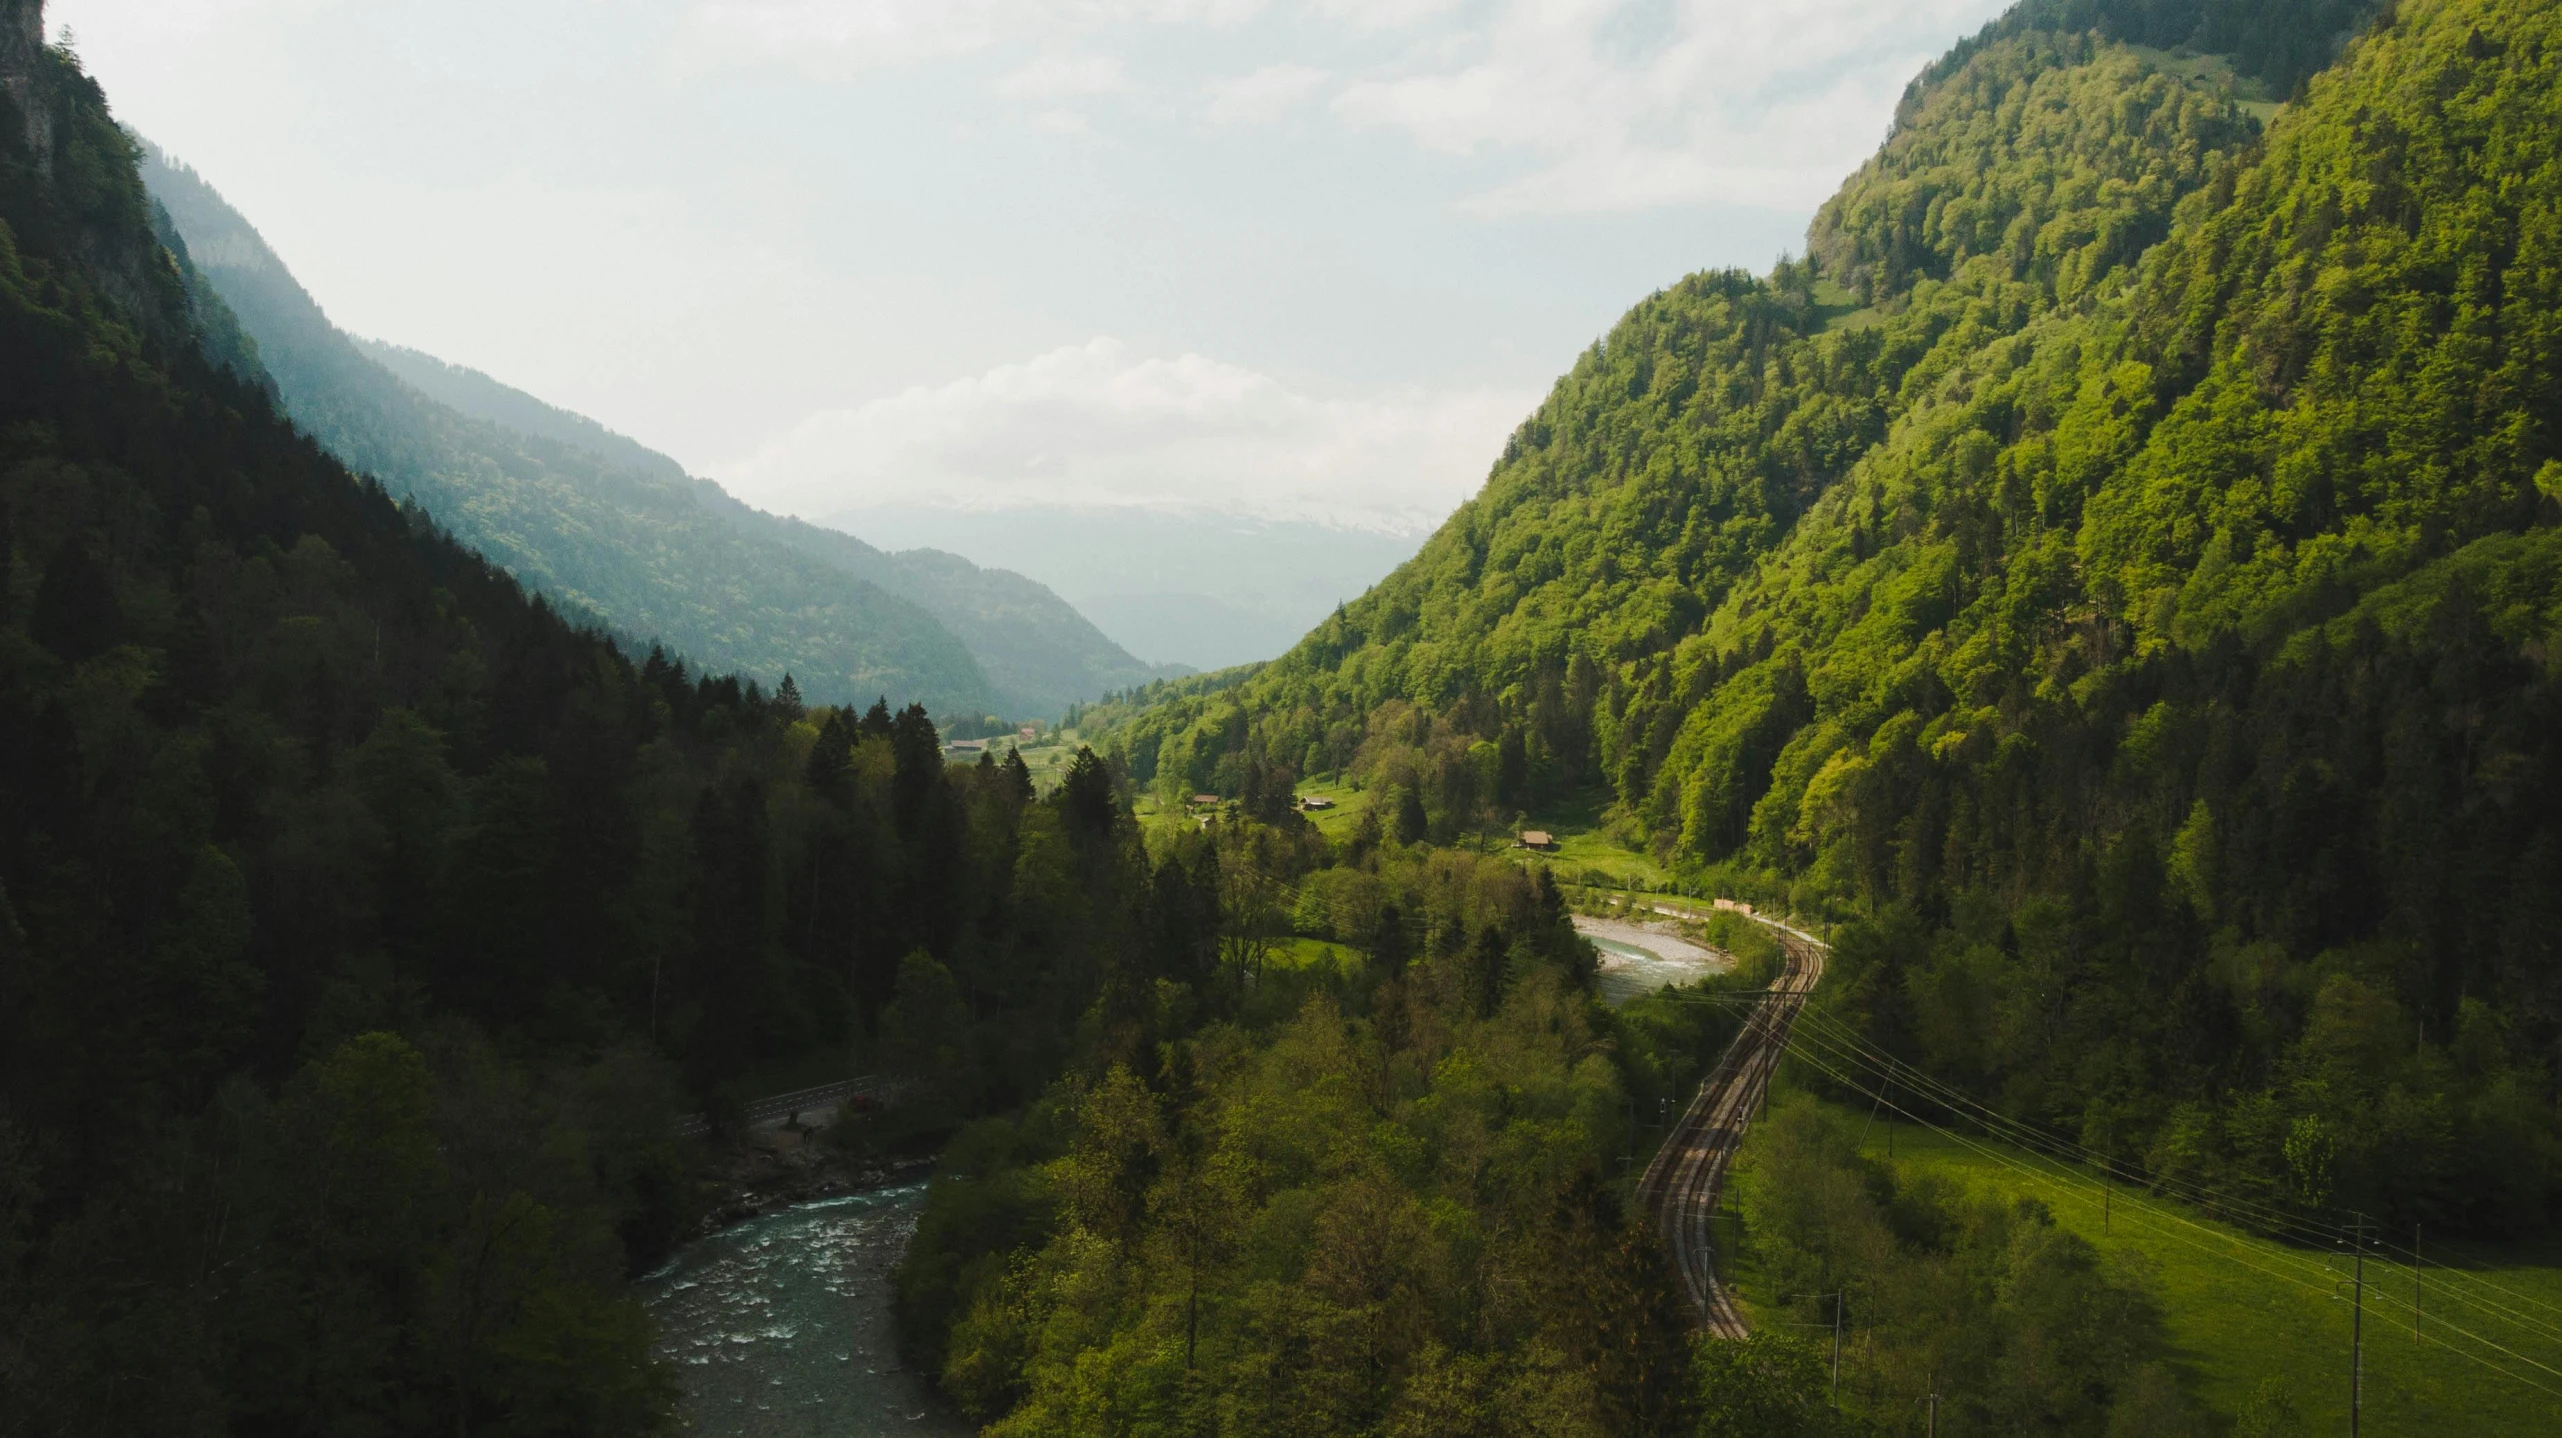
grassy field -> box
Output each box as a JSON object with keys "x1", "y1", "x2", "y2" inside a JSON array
[
  {"x1": 2128, "y1": 43, "x2": 2285, "y2": 124},
  {"x1": 1268, "y1": 936, "x2": 1361, "y2": 977},
  {"x1": 1002, "y1": 734, "x2": 1083, "y2": 794},
  {"x1": 1730, "y1": 1091, "x2": 2562, "y2": 1432},
  {"x1": 1137, "y1": 778, "x2": 1669, "y2": 884},
  {"x1": 1288, "y1": 775, "x2": 1375, "y2": 841},
  {"x1": 1520, "y1": 789, "x2": 1677, "y2": 891}
]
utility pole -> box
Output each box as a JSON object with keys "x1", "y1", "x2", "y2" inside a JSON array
[
  {"x1": 1826, "y1": 1291, "x2": 1843, "y2": 1407},
  {"x1": 2415, "y1": 1222, "x2": 2424, "y2": 1345},
  {"x1": 1927, "y1": 1389, "x2": 1941, "y2": 1438},
  {"x1": 2348, "y1": 1215, "x2": 2370, "y2": 1438}
]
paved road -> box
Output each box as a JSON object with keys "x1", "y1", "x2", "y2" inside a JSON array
[{"x1": 1634, "y1": 910, "x2": 1828, "y2": 1337}]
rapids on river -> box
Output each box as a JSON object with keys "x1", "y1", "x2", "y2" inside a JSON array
[
  {"x1": 1574, "y1": 915, "x2": 1731, "y2": 1005},
  {"x1": 639, "y1": 1183, "x2": 972, "y2": 1437}
]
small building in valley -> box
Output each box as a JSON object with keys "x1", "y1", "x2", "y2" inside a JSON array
[{"x1": 1517, "y1": 831, "x2": 1557, "y2": 852}]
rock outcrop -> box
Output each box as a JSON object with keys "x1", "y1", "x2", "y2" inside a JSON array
[{"x1": 0, "y1": 0, "x2": 49, "y2": 167}]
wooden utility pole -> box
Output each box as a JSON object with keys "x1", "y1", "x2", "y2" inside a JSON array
[
  {"x1": 2349, "y1": 1215, "x2": 2369, "y2": 1438},
  {"x1": 1829, "y1": 1291, "x2": 1843, "y2": 1408},
  {"x1": 1927, "y1": 1390, "x2": 1941, "y2": 1438}
]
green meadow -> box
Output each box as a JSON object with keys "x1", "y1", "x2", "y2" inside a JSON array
[{"x1": 1729, "y1": 1090, "x2": 2562, "y2": 1432}]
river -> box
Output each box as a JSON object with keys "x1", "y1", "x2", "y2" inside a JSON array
[
  {"x1": 640, "y1": 921, "x2": 1718, "y2": 1432},
  {"x1": 1575, "y1": 915, "x2": 1730, "y2": 1005},
  {"x1": 639, "y1": 1183, "x2": 973, "y2": 1437}
]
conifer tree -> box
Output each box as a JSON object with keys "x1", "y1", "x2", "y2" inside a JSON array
[
  {"x1": 1059, "y1": 747, "x2": 1118, "y2": 845},
  {"x1": 806, "y1": 708, "x2": 855, "y2": 799}
]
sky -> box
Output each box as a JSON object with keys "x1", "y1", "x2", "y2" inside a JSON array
[{"x1": 58, "y1": 0, "x2": 2012, "y2": 536}]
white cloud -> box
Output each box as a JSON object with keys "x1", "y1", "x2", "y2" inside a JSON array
[
  {"x1": 1302, "y1": 0, "x2": 1466, "y2": 29},
  {"x1": 693, "y1": 0, "x2": 1261, "y2": 70},
  {"x1": 1202, "y1": 63, "x2": 1330, "y2": 126},
  {"x1": 997, "y1": 53, "x2": 1128, "y2": 100},
  {"x1": 1335, "y1": 0, "x2": 2009, "y2": 214},
  {"x1": 693, "y1": 0, "x2": 1010, "y2": 67},
  {"x1": 692, "y1": 0, "x2": 2008, "y2": 212},
  {"x1": 718, "y1": 339, "x2": 1535, "y2": 533}
]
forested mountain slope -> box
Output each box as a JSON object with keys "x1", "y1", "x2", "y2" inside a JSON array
[
  {"x1": 139, "y1": 152, "x2": 1167, "y2": 718},
  {"x1": 357, "y1": 333, "x2": 1184, "y2": 712},
  {"x1": 1104, "y1": 0, "x2": 2562, "y2": 1232},
  {"x1": 0, "y1": 8, "x2": 1204, "y2": 1427}
]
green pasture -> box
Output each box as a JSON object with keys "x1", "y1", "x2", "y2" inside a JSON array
[
  {"x1": 1290, "y1": 776, "x2": 1375, "y2": 840},
  {"x1": 1267, "y1": 936, "x2": 1362, "y2": 976},
  {"x1": 1735, "y1": 1091, "x2": 2562, "y2": 1433},
  {"x1": 1515, "y1": 789, "x2": 1675, "y2": 891}
]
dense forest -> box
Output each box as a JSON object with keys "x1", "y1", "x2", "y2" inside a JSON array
[
  {"x1": 1085, "y1": 0, "x2": 2562, "y2": 1250},
  {"x1": 138, "y1": 148, "x2": 1169, "y2": 719},
  {"x1": 0, "y1": 13, "x2": 1209, "y2": 1429}
]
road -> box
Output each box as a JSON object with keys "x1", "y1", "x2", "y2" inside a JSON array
[{"x1": 1633, "y1": 909, "x2": 1828, "y2": 1337}]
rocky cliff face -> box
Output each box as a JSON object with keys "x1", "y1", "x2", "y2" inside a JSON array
[
  {"x1": 0, "y1": 0, "x2": 38, "y2": 68},
  {"x1": 0, "y1": 0, "x2": 49, "y2": 167}
]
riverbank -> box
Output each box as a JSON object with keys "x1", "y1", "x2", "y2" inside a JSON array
[
  {"x1": 1572, "y1": 914, "x2": 1733, "y2": 1006},
  {"x1": 690, "y1": 1116, "x2": 939, "y2": 1242}
]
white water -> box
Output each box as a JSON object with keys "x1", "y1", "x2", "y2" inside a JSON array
[
  {"x1": 1576, "y1": 916, "x2": 1730, "y2": 1005},
  {"x1": 639, "y1": 1184, "x2": 971, "y2": 1437}
]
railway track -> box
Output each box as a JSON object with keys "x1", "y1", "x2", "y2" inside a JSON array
[{"x1": 1636, "y1": 918, "x2": 1827, "y2": 1337}]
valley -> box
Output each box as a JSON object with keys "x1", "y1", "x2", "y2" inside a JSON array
[{"x1": 7, "y1": 0, "x2": 2562, "y2": 1432}]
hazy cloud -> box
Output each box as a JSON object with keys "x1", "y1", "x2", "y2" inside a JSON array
[
  {"x1": 694, "y1": 0, "x2": 2005, "y2": 211},
  {"x1": 694, "y1": 0, "x2": 1261, "y2": 70},
  {"x1": 997, "y1": 53, "x2": 1129, "y2": 100},
  {"x1": 720, "y1": 338, "x2": 1534, "y2": 533},
  {"x1": 1339, "y1": 0, "x2": 2004, "y2": 214},
  {"x1": 1202, "y1": 63, "x2": 1331, "y2": 126},
  {"x1": 67, "y1": 0, "x2": 2008, "y2": 530}
]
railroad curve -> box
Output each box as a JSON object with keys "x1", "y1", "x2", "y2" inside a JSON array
[{"x1": 1635, "y1": 914, "x2": 1828, "y2": 1338}]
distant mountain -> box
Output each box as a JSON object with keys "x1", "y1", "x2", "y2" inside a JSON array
[
  {"x1": 354, "y1": 336, "x2": 690, "y2": 484},
  {"x1": 139, "y1": 147, "x2": 1166, "y2": 718},
  {"x1": 831, "y1": 504, "x2": 1421, "y2": 670},
  {"x1": 352, "y1": 335, "x2": 1180, "y2": 712}
]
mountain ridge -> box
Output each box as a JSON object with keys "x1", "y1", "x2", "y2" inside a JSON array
[
  {"x1": 1094, "y1": 0, "x2": 2562, "y2": 1236},
  {"x1": 139, "y1": 146, "x2": 1171, "y2": 718}
]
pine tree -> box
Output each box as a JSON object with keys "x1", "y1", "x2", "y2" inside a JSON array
[
  {"x1": 1392, "y1": 786, "x2": 1428, "y2": 847},
  {"x1": 806, "y1": 708, "x2": 854, "y2": 800},
  {"x1": 890, "y1": 703, "x2": 943, "y2": 834},
  {"x1": 1060, "y1": 746, "x2": 1118, "y2": 844}
]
